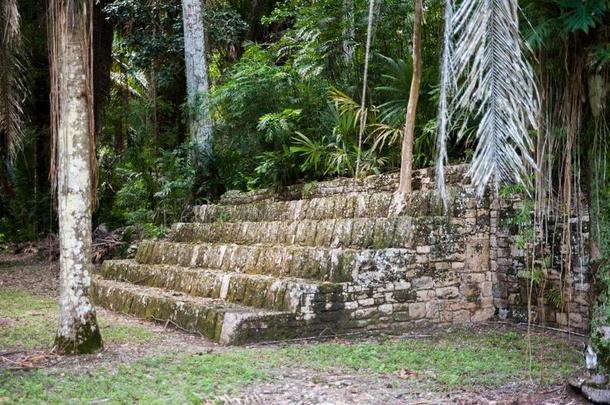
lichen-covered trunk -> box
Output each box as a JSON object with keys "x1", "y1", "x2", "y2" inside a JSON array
[
  {"x1": 396, "y1": 0, "x2": 423, "y2": 196},
  {"x1": 54, "y1": 20, "x2": 102, "y2": 354},
  {"x1": 182, "y1": 0, "x2": 212, "y2": 155}
]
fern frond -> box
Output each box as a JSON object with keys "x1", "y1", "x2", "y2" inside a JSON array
[
  {"x1": 452, "y1": 0, "x2": 539, "y2": 197},
  {"x1": 557, "y1": 0, "x2": 608, "y2": 34}
]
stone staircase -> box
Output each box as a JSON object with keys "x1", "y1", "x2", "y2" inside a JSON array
[{"x1": 93, "y1": 165, "x2": 496, "y2": 344}]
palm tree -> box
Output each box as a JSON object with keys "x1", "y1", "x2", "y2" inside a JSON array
[{"x1": 49, "y1": 0, "x2": 103, "y2": 354}]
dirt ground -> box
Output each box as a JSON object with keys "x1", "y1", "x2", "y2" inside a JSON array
[{"x1": 0, "y1": 251, "x2": 591, "y2": 405}]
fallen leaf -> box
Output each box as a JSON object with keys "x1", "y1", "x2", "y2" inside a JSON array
[{"x1": 398, "y1": 368, "x2": 417, "y2": 379}]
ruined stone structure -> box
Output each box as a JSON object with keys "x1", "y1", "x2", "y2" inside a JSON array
[
  {"x1": 492, "y1": 192, "x2": 592, "y2": 331},
  {"x1": 92, "y1": 165, "x2": 591, "y2": 344}
]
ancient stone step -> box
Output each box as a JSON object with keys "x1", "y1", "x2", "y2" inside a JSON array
[
  {"x1": 193, "y1": 186, "x2": 477, "y2": 224},
  {"x1": 170, "y1": 214, "x2": 481, "y2": 248},
  {"x1": 194, "y1": 192, "x2": 394, "y2": 223},
  {"x1": 91, "y1": 277, "x2": 298, "y2": 344},
  {"x1": 134, "y1": 241, "x2": 423, "y2": 282},
  {"x1": 135, "y1": 240, "x2": 356, "y2": 282},
  {"x1": 217, "y1": 165, "x2": 469, "y2": 205},
  {"x1": 98, "y1": 259, "x2": 344, "y2": 313}
]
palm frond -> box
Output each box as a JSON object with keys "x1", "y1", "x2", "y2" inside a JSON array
[
  {"x1": 435, "y1": 0, "x2": 455, "y2": 209},
  {"x1": 453, "y1": 0, "x2": 539, "y2": 197},
  {"x1": 368, "y1": 122, "x2": 403, "y2": 152},
  {"x1": 330, "y1": 88, "x2": 368, "y2": 126},
  {"x1": 375, "y1": 54, "x2": 413, "y2": 127},
  {"x1": 0, "y1": 0, "x2": 27, "y2": 161}
]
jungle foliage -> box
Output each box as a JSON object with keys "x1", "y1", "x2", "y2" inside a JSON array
[{"x1": 1, "y1": 2, "x2": 609, "y2": 332}]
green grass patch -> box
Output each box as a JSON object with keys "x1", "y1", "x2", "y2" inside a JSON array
[
  {"x1": 0, "y1": 287, "x2": 583, "y2": 401},
  {"x1": 0, "y1": 351, "x2": 267, "y2": 404},
  {"x1": 0, "y1": 289, "x2": 155, "y2": 350},
  {"x1": 263, "y1": 329, "x2": 581, "y2": 388},
  {"x1": 0, "y1": 329, "x2": 582, "y2": 402}
]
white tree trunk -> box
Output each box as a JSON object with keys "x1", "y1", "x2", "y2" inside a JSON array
[
  {"x1": 54, "y1": 21, "x2": 102, "y2": 354},
  {"x1": 342, "y1": 0, "x2": 355, "y2": 65},
  {"x1": 182, "y1": 0, "x2": 213, "y2": 154}
]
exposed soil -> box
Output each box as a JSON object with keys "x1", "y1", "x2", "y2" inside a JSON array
[{"x1": 0, "y1": 251, "x2": 590, "y2": 404}]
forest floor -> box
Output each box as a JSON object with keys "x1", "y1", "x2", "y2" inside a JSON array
[{"x1": 0, "y1": 250, "x2": 590, "y2": 404}]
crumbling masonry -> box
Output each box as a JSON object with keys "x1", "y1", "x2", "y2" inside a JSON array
[{"x1": 92, "y1": 165, "x2": 591, "y2": 344}]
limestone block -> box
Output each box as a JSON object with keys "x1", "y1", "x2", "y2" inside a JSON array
[
  {"x1": 379, "y1": 304, "x2": 393, "y2": 314},
  {"x1": 409, "y1": 303, "x2": 426, "y2": 320},
  {"x1": 452, "y1": 310, "x2": 471, "y2": 324},
  {"x1": 436, "y1": 287, "x2": 460, "y2": 300},
  {"x1": 412, "y1": 276, "x2": 434, "y2": 289}
]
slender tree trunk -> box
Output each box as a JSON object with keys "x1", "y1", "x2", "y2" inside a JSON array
[
  {"x1": 342, "y1": 0, "x2": 355, "y2": 66},
  {"x1": 396, "y1": 0, "x2": 423, "y2": 195},
  {"x1": 93, "y1": 0, "x2": 113, "y2": 138},
  {"x1": 182, "y1": 0, "x2": 212, "y2": 155},
  {"x1": 51, "y1": 0, "x2": 102, "y2": 354}
]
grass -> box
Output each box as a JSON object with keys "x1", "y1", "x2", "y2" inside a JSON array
[
  {"x1": 0, "y1": 289, "x2": 155, "y2": 350},
  {"x1": 0, "y1": 286, "x2": 584, "y2": 403},
  {"x1": 0, "y1": 329, "x2": 582, "y2": 403},
  {"x1": 263, "y1": 329, "x2": 582, "y2": 388},
  {"x1": 0, "y1": 351, "x2": 268, "y2": 404}
]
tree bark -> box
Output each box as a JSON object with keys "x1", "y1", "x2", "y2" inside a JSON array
[
  {"x1": 342, "y1": 0, "x2": 355, "y2": 66},
  {"x1": 182, "y1": 0, "x2": 213, "y2": 155},
  {"x1": 396, "y1": 0, "x2": 423, "y2": 196},
  {"x1": 53, "y1": 1, "x2": 102, "y2": 354},
  {"x1": 93, "y1": 0, "x2": 113, "y2": 139}
]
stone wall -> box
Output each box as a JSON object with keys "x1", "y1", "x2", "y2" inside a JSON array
[
  {"x1": 491, "y1": 192, "x2": 592, "y2": 331},
  {"x1": 337, "y1": 187, "x2": 495, "y2": 330},
  {"x1": 95, "y1": 165, "x2": 592, "y2": 344},
  {"x1": 213, "y1": 165, "x2": 592, "y2": 333}
]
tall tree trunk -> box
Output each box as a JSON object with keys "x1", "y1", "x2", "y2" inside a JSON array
[
  {"x1": 342, "y1": 0, "x2": 355, "y2": 66},
  {"x1": 93, "y1": 0, "x2": 113, "y2": 138},
  {"x1": 50, "y1": 0, "x2": 102, "y2": 354},
  {"x1": 182, "y1": 0, "x2": 212, "y2": 155},
  {"x1": 396, "y1": 0, "x2": 423, "y2": 196}
]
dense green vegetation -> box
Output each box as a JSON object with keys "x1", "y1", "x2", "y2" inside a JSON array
[{"x1": 0, "y1": 1, "x2": 607, "y2": 237}]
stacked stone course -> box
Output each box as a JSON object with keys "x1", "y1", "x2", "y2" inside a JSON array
[{"x1": 92, "y1": 165, "x2": 591, "y2": 344}]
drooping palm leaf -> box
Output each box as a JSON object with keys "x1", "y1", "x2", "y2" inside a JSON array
[
  {"x1": 435, "y1": 0, "x2": 455, "y2": 208},
  {"x1": 452, "y1": 0, "x2": 539, "y2": 197},
  {"x1": 0, "y1": 0, "x2": 26, "y2": 161}
]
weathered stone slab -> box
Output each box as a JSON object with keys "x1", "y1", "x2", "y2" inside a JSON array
[
  {"x1": 98, "y1": 260, "x2": 343, "y2": 313},
  {"x1": 193, "y1": 185, "x2": 477, "y2": 224},
  {"x1": 218, "y1": 165, "x2": 470, "y2": 205},
  {"x1": 171, "y1": 216, "x2": 471, "y2": 249},
  {"x1": 91, "y1": 277, "x2": 296, "y2": 344}
]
